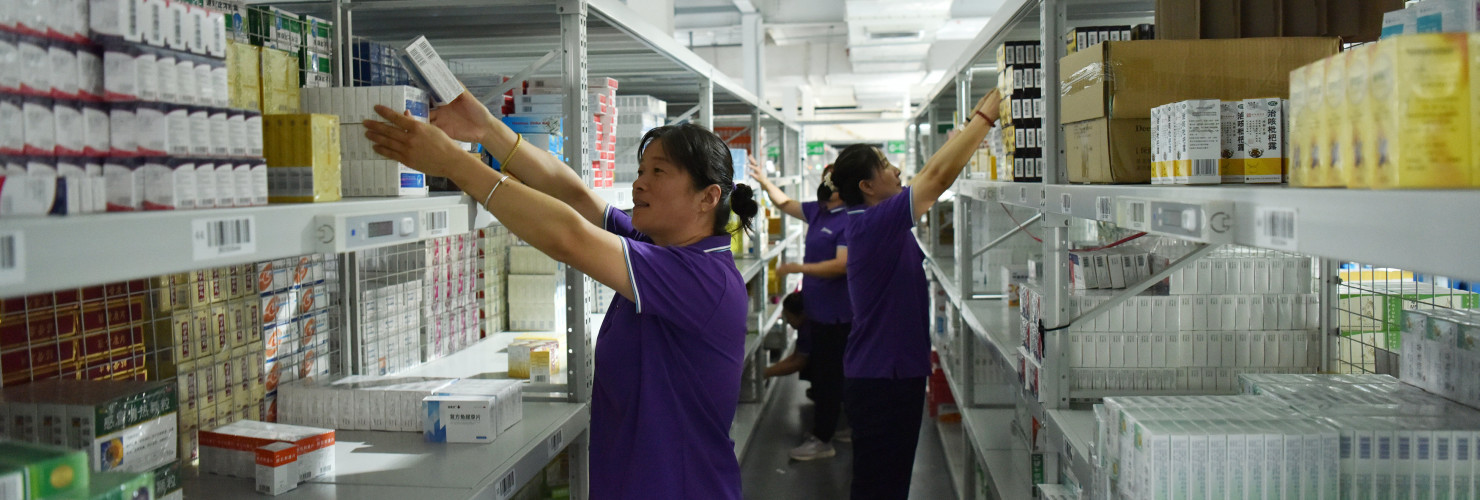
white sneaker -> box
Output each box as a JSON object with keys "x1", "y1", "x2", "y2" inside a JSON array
[
  {"x1": 833, "y1": 427, "x2": 852, "y2": 443},
  {"x1": 789, "y1": 435, "x2": 836, "y2": 461}
]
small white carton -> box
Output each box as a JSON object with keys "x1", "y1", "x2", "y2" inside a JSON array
[
  {"x1": 254, "y1": 442, "x2": 299, "y2": 496},
  {"x1": 423, "y1": 395, "x2": 498, "y2": 443}
]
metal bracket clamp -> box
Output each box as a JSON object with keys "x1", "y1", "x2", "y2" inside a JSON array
[
  {"x1": 971, "y1": 212, "x2": 1043, "y2": 259},
  {"x1": 480, "y1": 50, "x2": 559, "y2": 107},
  {"x1": 1046, "y1": 242, "x2": 1222, "y2": 331},
  {"x1": 555, "y1": 0, "x2": 587, "y2": 15}
]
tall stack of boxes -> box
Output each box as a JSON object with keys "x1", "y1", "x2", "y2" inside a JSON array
[
  {"x1": 996, "y1": 41, "x2": 1044, "y2": 182},
  {"x1": 422, "y1": 234, "x2": 480, "y2": 361},
  {"x1": 1150, "y1": 97, "x2": 1288, "y2": 185},
  {"x1": 0, "y1": 379, "x2": 184, "y2": 500},
  {"x1": 0, "y1": 281, "x2": 154, "y2": 387},
  {"x1": 507, "y1": 245, "x2": 562, "y2": 332},
  {"x1": 1401, "y1": 307, "x2": 1480, "y2": 410},
  {"x1": 1019, "y1": 247, "x2": 1320, "y2": 399},
  {"x1": 256, "y1": 254, "x2": 334, "y2": 423},
  {"x1": 614, "y1": 95, "x2": 667, "y2": 183},
  {"x1": 1288, "y1": 32, "x2": 1478, "y2": 189},
  {"x1": 300, "y1": 86, "x2": 433, "y2": 197},
  {"x1": 0, "y1": 0, "x2": 276, "y2": 217},
  {"x1": 478, "y1": 225, "x2": 512, "y2": 336},
  {"x1": 351, "y1": 279, "x2": 423, "y2": 377},
  {"x1": 261, "y1": 113, "x2": 341, "y2": 202},
  {"x1": 503, "y1": 77, "x2": 620, "y2": 187}
]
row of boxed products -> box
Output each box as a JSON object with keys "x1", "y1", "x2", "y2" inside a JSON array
[
  {"x1": 0, "y1": 441, "x2": 180, "y2": 500},
  {"x1": 1337, "y1": 281, "x2": 1480, "y2": 348},
  {"x1": 1150, "y1": 98, "x2": 1288, "y2": 185},
  {"x1": 1060, "y1": 38, "x2": 1338, "y2": 184},
  {"x1": 1065, "y1": 329, "x2": 1324, "y2": 370},
  {"x1": 1063, "y1": 366, "x2": 1321, "y2": 394},
  {"x1": 274, "y1": 376, "x2": 522, "y2": 439},
  {"x1": 1022, "y1": 286, "x2": 1322, "y2": 335},
  {"x1": 0, "y1": 99, "x2": 264, "y2": 161},
  {"x1": 1401, "y1": 307, "x2": 1480, "y2": 414},
  {"x1": 1381, "y1": 0, "x2": 1480, "y2": 37},
  {"x1": 197, "y1": 419, "x2": 334, "y2": 493},
  {"x1": 237, "y1": 5, "x2": 333, "y2": 54},
  {"x1": 0, "y1": 380, "x2": 178, "y2": 475},
  {"x1": 0, "y1": 173, "x2": 109, "y2": 216},
  {"x1": 349, "y1": 40, "x2": 413, "y2": 89},
  {"x1": 88, "y1": 0, "x2": 229, "y2": 57},
  {"x1": 1071, "y1": 248, "x2": 1313, "y2": 295},
  {"x1": 1288, "y1": 33, "x2": 1480, "y2": 190},
  {"x1": 0, "y1": 36, "x2": 225, "y2": 109},
  {"x1": 225, "y1": 40, "x2": 306, "y2": 113},
  {"x1": 1096, "y1": 374, "x2": 1480, "y2": 500},
  {"x1": 1064, "y1": 24, "x2": 1155, "y2": 55}
]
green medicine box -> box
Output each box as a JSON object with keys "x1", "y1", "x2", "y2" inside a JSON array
[{"x1": 0, "y1": 441, "x2": 90, "y2": 500}]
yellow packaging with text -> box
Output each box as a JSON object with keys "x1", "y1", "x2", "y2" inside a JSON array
[
  {"x1": 1287, "y1": 64, "x2": 1309, "y2": 187},
  {"x1": 1327, "y1": 51, "x2": 1354, "y2": 187},
  {"x1": 1306, "y1": 60, "x2": 1328, "y2": 187},
  {"x1": 1472, "y1": 33, "x2": 1480, "y2": 187},
  {"x1": 1375, "y1": 34, "x2": 1474, "y2": 189},
  {"x1": 260, "y1": 48, "x2": 301, "y2": 115},
  {"x1": 227, "y1": 41, "x2": 262, "y2": 112},
  {"x1": 1349, "y1": 44, "x2": 1379, "y2": 188},
  {"x1": 264, "y1": 114, "x2": 342, "y2": 203}
]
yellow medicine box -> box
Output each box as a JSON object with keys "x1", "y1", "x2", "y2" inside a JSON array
[
  {"x1": 1326, "y1": 50, "x2": 1353, "y2": 188},
  {"x1": 228, "y1": 41, "x2": 263, "y2": 112},
  {"x1": 260, "y1": 48, "x2": 301, "y2": 115},
  {"x1": 1373, "y1": 34, "x2": 1474, "y2": 189},
  {"x1": 264, "y1": 114, "x2": 342, "y2": 203}
]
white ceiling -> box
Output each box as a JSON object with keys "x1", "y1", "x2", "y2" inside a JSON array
[{"x1": 673, "y1": 0, "x2": 1003, "y2": 119}]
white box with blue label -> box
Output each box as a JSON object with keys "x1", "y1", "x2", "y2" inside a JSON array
[{"x1": 423, "y1": 395, "x2": 498, "y2": 443}]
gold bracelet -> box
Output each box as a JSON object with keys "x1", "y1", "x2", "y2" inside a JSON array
[{"x1": 500, "y1": 134, "x2": 524, "y2": 172}]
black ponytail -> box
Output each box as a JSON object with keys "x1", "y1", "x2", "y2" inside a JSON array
[
  {"x1": 637, "y1": 123, "x2": 758, "y2": 236},
  {"x1": 730, "y1": 183, "x2": 759, "y2": 235}
]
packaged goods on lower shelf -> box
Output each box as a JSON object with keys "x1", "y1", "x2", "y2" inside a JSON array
[
  {"x1": 277, "y1": 376, "x2": 449, "y2": 431},
  {"x1": 508, "y1": 334, "x2": 564, "y2": 381},
  {"x1": 478, "y1": 225, "x2": 513, "y2": 335},
  {"x1": 0, "y1": 379, "x2": 179, "y2": 475},
  {"x1": 254, "y1": 442, "x2": 299, "y2": 496},
  {"x1": 198, "y1": 420, "x2": 334, "y2": 482},
  {"x1": 300, "y1": 86, "x2": 431, "y2": 197},
  {"x1": 1152, "y1": 98, "x2": 1287, "y2": 185},
  {"x1": 1401, "y1": 308, "x2": 1480, "y2": 411},
  {"x1": 72, "y1": 469, "x2": 155, "y2": 500},
  {"x1": 0, "y1": 441, "x2": 90, "y2": 500},
  {"x1": 433, "y1": 379, "x2": 524, "y2": 433}
]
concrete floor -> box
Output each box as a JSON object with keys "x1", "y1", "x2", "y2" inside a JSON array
[{"x1": 739, "y1": 374, "x2": 955, "y2": 500}]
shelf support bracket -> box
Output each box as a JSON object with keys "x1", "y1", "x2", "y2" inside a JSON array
[
  {"x1": 479, "y1": 49, "x2": 559, "y2": 107},
  {"x1": 667, "y1": 104, "x2": 701, "y2": 126},
  {"x1": 971, "y1": 213, "x2": 1042, "y2": 259},
  {"x1": 1052, "y1": 243, "x2": 1222, "y2": 330}
]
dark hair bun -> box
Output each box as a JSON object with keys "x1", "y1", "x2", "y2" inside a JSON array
[{"x1": 730, "y1": 183, "x2": 759, "y2": 234}]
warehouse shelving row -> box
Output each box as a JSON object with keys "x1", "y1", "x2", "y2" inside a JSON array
[
  {"x1": 0, "y1": 0, "x2": 806, "y2": 498},
  {"x1": 907, "y1": 1, "x2": 1480, "y2": 499}
]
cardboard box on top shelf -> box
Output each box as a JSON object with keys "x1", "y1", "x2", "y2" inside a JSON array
[
  {"x1": 1155, "y1": 0, "x2": 1404, "y2": 43},
  {"x1": 1060, "y1": 38, "x2": 1338, "y2": 184}
]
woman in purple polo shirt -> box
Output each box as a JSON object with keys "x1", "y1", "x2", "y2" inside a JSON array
[
  {"x1": 750, "y1": 161, "x2": 851, "y2": 461},
  {"x1": 828, "y1": 89, "x2": 1001, "y2": 500},
  {"x1": 361, "y1": 91, "x2": 757, "y2": 500}
]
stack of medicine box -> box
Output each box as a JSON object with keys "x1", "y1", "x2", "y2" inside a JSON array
[
  {"x1": 614, "y1": 95, "x2": 668, "y2": 183},
  {"x1": 198, "y1": 419, "x2": 334, "y2": 484},
  {"x1": 152, "y1": 263, "x2": 264, "y2": 460},
  {"x1": 0, "y1": 280, "x2": 156, "y2": 388},
  {"x1": 275, "y1": 376, "x2": 451, "y2": 431},
  {"x1": 297, "y1": 15, "x2": 333, "y2": 89},
  {"x1": 300, "y1": 86, "x2": 432, "y2": 197},
  {"x1": 1401, "y1": 307, "x2": 1480, "y2": 411},
  {"x1": 0, "y1": 0, "x2": 273, "y2": 217},
  {"x1": 1338, "y1": 280, "x2": 1478, "y2": 353},
  {"x1": 424, "y1": 378, "x2": 524, "y2": 443},
  {"x1": 262, "y1": 114, "x2": 341, "y2": 202},
  {"x1": 478, "y1": 224, "x2": 513, "y2": 336},
  {"x1": 240, "y1": 5, "x2": 307, "y2": 114},
  {"x1": 352, "y1": 279, "x2": 423, "y2": 377},
  {"x1": 1020, "y1": 247, "x2": 1320, "y2": 400},
  {"x1": 0, "y1": 379, "x2": 184, "y2": 500},
  {"x1": 349, "y1": 40, "x2": 413, "y2": 87},
  {"x1": 507, "y1": 77, "x2": 620, "y2": 187},
  {"x1": 1380, "y1": 0, "x2": 1480, "y2": 39},
  {"x1": 1287, "y1": 32, "x2": 1477, "y2": 189},
  {"x1": 422, "y1": 233, "x2": 480, "y2": 361},
  {"x1": 508, "y1": 334, "x2": 563, "y2": 383},
  {"x1": 507, "y1": 245, "x2": 564, "y2": 332},
  {"x1": 255, "y1": 254, "x2": 334, "y2": 423},
  {"x1": 499, "y1": 115, "x2": 567, "y2": 169},
  {"x1": 996, "y1": 41, "x2": 1044, "y2": 182},
  {"x1": 1063, "y1": 25, "x2": 1135, "y2": 55},
  {"x1": 1150, "y1": 98, "x2": 1288, "y2": 185}
]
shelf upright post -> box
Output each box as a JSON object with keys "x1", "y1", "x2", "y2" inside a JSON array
[
  {"x1": 333, "y1": 0, "x2": 349, "y2": 87},
  {"x1": 1319, "y1": 258, "x2": 1341, "y2": 373},
  {"x1": 1039, "y1": 0, "x2": 1071, "y2": 409},
  {"x1": 750, "y1": 110, "x2": 765, "y2": 292},
  {"x1": 558, "y1": 0, "x2": 593, "y2": 496},
  {"x1": 699, "y1": 76, "x2": 715, "y2": 130},
  {"x1": 953, "y1": 70, "x2": 977, "y2": 408},
  {"x1": 925, "y1": 107, "x2": 941, "y2": 258}
]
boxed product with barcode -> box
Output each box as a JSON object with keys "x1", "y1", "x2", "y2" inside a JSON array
[
  {"x1": 1175, "y1": 99, "x2": 1223, "y2": 184},
  {"x1": 254, "y1": 442, "x2": 298, "y2": 495},
  {"x1": 199, "y1": 420, "x2": 334, "y2": 481},
  {"x1": 1373, "y1": 33, "x2": 1474, "y2": 188},
  {"x1": 423, "y1": 395, "x2": 499, "y2": 443},
  {"x1": 1241, "y1": 98, "x2": 1288, "y2": 184},
  {"x1": 1220, "y1": 101, "x2": 1246, "y2": 183},
  {"x1": 264, "y1": 114, "x2": 342, "y2": 203},
  {"x1": 399, "y1": 36, "x2": 463, "y2": 105},
  {"x1": 433, "y1": 379, "x2": 523, "y2": 433},
  {"x1": 0, "y1": 379, "x2": 178, "y2": 474}
]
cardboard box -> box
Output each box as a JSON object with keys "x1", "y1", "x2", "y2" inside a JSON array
[
  {"x1": 1064, "y1": 118, "x2": 1152, "y2": 183},
  {"x1": 1060, "y1": 39, "x2": 1340, "y2": 123},
  {"x1": 254, "y1": 442, "x2": 298, "y2": 495},
  {"x1": 1155, "y1": 0, "x2": 1405, "y2": 43}
]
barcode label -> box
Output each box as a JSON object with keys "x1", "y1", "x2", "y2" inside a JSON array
[
  {"x1": 192, "y1": 216, "x2": 257, "y2": 260},
  {"x1": 1254, "y1": 207, "x2": 1298, "y2": 251},
  {"x1": 1096, "y1": 196, "x2": 1113, "y2": 221},
  {"x1": 402, "y1": 36, "x2": 463, "y2": 104},
  {"x1": 0, "y1": 231, "x2": 21, "y2": 286},
  {"x1": 1038, "y1": 188, "x2": 1046, "y2": 208},
  {"x1": 549, "y1": 429, "x2": 564, "y2": 453},
  {"x1": 425, "y1": 210, "x2": 450, "y2": 237},
  {"x1": 1060, "y1": 193, "x2": 1072, "y2": 213},
  {"x1": 1019, "y1": 186, "x2": 1028, "y2": 204},
  {"x1": 496, "y1": 470, "x2": 517, "y2": 499},
  {"x1": 1130, "y1": 202, "x2": 1147, "y2": 224},
  {"x1": 1192, "y1": 159, "x2": 1219, "y2": 176}
]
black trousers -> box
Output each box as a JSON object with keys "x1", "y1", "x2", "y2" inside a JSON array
[
  {"x1": 844, "y1": 376, "x2": 927, "y2": 500},
  {"x1": 806, "y1": 320, "x2": 849, "y2": 443}
]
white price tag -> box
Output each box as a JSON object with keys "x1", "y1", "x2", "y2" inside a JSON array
[
  {"x1": 496, "y1": 470, "x2": 517, "y2": 500},
  {"x1": 1038, "y1": 189, "x2": 1046, "y2": 209},
  {"x1": 1253, "y1": 207, "x2": 1298, "y2": 251},
  {"x1": 0, "y1": 231, "x2": 23, "y2": 286},
  {"x1": 1019, "y1": 186, "x2": 1028, "y2": 204},
  {"x1": 425, "y1": 209, "x2": 451, "y2": 237},
  {"x1": 191, "y1": 216, "x2": 257, "y2": 261},
  {"x1": 1060, "y1": 193, "x2": 1072, "y2": 214},
  {"x1": 1096, "y1": 196, "x2": 1113, "y2": 222},
  {"x1": 548, "y1": 429, "x2": 564, "y2": 454}
]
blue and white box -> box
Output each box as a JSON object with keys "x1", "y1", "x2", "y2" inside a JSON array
[{"x1": 423, "y1": 395, "x2": 498, "y2": 443}]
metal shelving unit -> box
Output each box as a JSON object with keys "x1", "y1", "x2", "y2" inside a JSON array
[
  {"x1": 0, "y1": 1, "x2": 806, "y2": 499},
  {"x1": 917, "y1": 1, "x2": 1480, "y2": 498}
]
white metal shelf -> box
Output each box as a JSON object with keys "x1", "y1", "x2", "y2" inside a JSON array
[
  {"x1": 935, "y1": 339, "x2": 1034, "y2": 500},
  {"x1": 730, "y1": 333, "x2": 794, "y2": 460},
  {"x1": 936, "y1": 419, "x2": 969, "y2": 499},
  {"x1": 1046, "y1": 408, "x2": 1097, "y2": 489},
  {"x1": 1, "y1": 193, "x2": 475, "y2": 297},
  {"x1": 183, "y1": 401, "x2": 589, "y2": 500},
  {"x1": 927, "y1": 258, "x2": 1022, "y2": 378}
]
